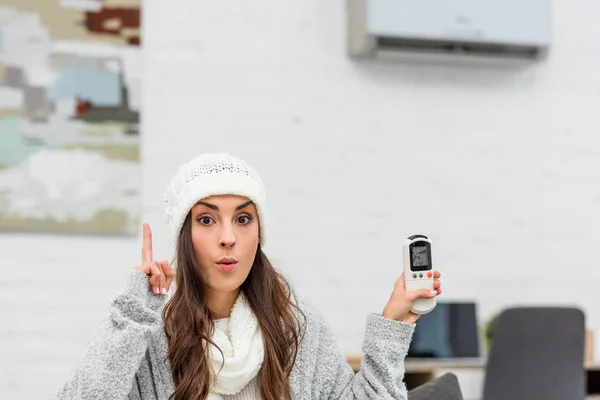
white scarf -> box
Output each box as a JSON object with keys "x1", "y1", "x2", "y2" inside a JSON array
[{"x1": 207, "y1": 292, "x2": 264, "y2": 399}]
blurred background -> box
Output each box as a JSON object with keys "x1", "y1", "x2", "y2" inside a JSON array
[{"x1": 0, "y1": 0, "x2": 599, "y2": 399}]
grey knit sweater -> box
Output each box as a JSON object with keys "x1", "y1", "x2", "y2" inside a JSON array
[{"x1": 56, "y1": 270, "x2": 415, "y2": 400}]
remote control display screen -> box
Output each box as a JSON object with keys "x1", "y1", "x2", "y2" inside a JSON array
[{"x1": 410, "y1": 242, "x2": 432, "y2": 271}]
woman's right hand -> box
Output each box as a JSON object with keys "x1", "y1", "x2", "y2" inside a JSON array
[{"x1": 133, "y1": 223, "x2": 176, "y2": 296}]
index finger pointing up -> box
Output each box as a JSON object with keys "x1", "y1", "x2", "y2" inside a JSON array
[{"x1": 142, "y1": 222, "x2": 153, "y2": 264}]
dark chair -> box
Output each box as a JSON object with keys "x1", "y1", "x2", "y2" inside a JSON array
[
  {"x1": 408, "y1": 372, "x2": 464, "y2": 400},
  {"x1": 482, "y1": 307, "x2": 586, "y2": 400}
]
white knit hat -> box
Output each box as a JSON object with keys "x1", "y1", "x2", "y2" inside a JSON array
[{"x1": 164, "y1": 153, "x2": 267, "y2": 246}]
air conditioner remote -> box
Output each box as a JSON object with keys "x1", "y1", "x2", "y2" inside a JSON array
[{"x1": 403, "y1": 234, "x2": 436, "y2": 315}]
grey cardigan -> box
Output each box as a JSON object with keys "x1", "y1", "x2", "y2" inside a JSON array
[{"x1": 56, "y1": 270, "x2": 415, "y2": 400}]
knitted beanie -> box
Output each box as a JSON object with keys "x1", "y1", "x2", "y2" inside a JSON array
[{"x1": 163, "y1": 153, "x2": 267, "y2": 246}]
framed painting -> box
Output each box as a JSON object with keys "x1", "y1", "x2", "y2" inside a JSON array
[{"x1": 0, "y1": 0, "x2": 141, "y2": 235}]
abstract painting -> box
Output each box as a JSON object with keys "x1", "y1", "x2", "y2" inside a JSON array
[{"x1": 0, "y1": 0, "x2": 141, "y2": 235}]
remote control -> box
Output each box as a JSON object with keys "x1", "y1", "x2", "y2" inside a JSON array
[{"x1": 403, "y1": 234, "x2": 436, "y2": 315}]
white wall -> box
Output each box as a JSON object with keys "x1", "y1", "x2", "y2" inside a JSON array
[{"x1": 2, "y1": 0, "x2": 600, "y2": 398}]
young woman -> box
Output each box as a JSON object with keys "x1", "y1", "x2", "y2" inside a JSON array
[{"x1": 56, "y1": 153, "x2": 442, "y2": 400}]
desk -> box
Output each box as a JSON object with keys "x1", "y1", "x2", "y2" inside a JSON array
[{"x1": 346, "y1": 355, "x2": 600, "y2": 397}]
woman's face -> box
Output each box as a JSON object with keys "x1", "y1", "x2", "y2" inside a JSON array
[{"x1": 189, "y1": 194, "x2": 260, "y2": 293}]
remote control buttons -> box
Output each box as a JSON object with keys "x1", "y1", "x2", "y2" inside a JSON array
[
  {"x1": 412, "y1": 273, "x2": 417, "y2": 279},
  {"x1": 427, "y1": 271, "x2": 432, "y2": 278},
  {"x1": 418, "y1": 273, "x2": 423, "y2": 278}
]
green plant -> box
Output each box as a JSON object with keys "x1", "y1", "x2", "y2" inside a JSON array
[{"x1": 483, "y1": 311, "x2": 501, "y2": 351}]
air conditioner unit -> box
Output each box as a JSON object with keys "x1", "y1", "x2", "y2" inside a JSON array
[{"x1": 347, "y1": 0, "x2": 552, "y2": 60}]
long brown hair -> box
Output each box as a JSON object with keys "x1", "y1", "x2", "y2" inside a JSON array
[{"x1": 163, "y1": 213, "x2": 306, "y2": 400}]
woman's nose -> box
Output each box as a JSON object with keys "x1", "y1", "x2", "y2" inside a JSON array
[{"x1": 219, "y1": 226, "x2": 236, "y2": 248}]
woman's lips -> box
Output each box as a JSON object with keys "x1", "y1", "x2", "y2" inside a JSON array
[{"x1": 217, "y1": 262, "x2": 237, "y2": 272}]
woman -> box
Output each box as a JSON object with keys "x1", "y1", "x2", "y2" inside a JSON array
[{"x1": 56, "y1": 153, "x2": 442, "y2": 400}]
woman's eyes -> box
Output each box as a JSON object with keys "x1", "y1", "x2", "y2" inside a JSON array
[
  {"x1": 198, "y1": 216, "x2": 214, "y2": 225},
  {"x1": 197, "y1": 215, "x2": 252, "y2": 225},
  {"x1": 237, "y1": 215, "x2": 252, "y2": 225}
]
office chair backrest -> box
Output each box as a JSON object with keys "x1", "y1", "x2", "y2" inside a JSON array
[{"x1": 483, "y1": 307, "x2": 585, "y2": 400}]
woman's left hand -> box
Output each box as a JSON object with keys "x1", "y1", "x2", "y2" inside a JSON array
[{"x1": 381, "y1": 270, "x2": 442, "y2": 324}]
